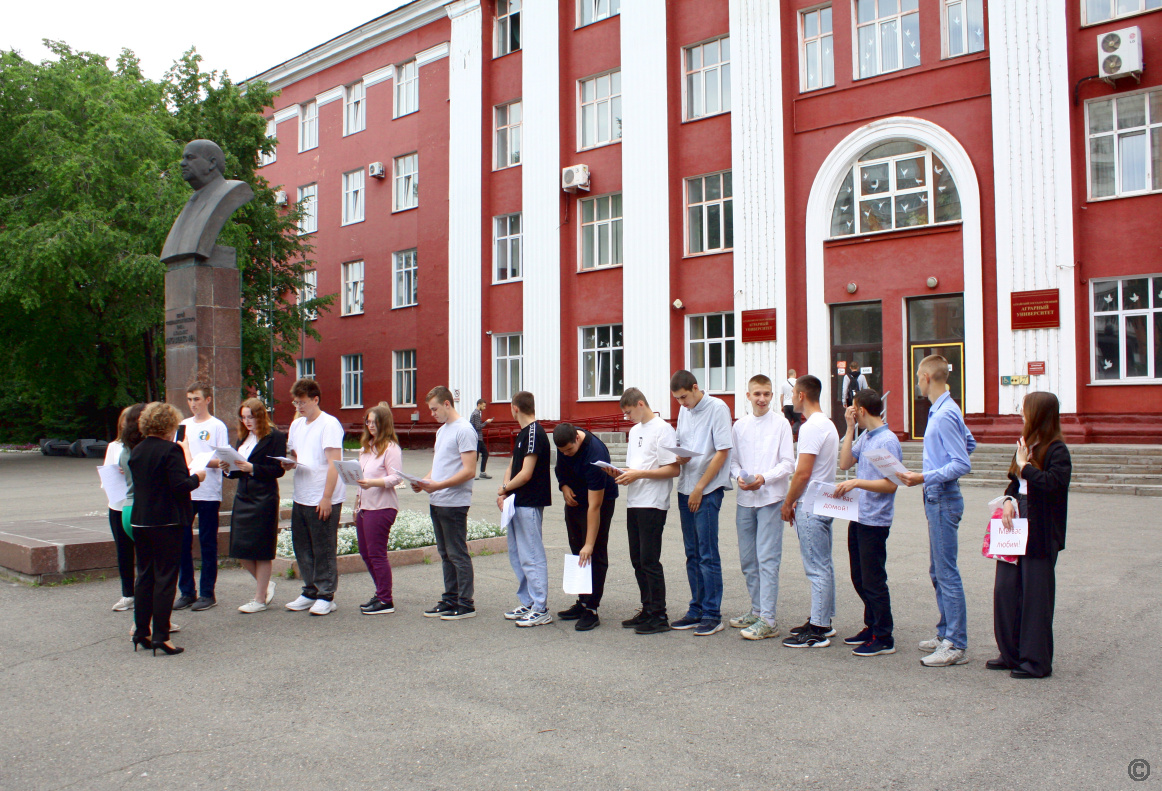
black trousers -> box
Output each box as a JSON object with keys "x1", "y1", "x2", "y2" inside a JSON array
[
  {"x1": 993, "y1": 550, "x2": 1058, "y2": 677},
  {"x1": 627, "y1": 507, "x2": 668, "y2": 617},
  {"x1": 847, "y1": 521, "x2": 894, "y2": 638},
  {"x1": 564, "y1": 498, "x2": 615, "y2": 609},
  {"x1": 133, "y1": 524, "x2": 182, "y2": 644},
  {"x1": 477, "y1": 440, "x2": 489, "y2": 472},
  {"x1": 108, "y1": 508, "x2": 135, "y2": 598}
]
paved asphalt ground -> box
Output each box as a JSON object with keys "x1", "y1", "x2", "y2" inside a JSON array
[{"x1": 1, "y1": 450, "x2": 1159, "y2": 790}]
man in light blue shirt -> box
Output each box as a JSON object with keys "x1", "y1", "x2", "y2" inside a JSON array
[{"x1": 901, "y1": 355, "x2": 976, "y2": 667}]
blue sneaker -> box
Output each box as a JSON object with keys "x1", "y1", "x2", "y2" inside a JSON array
[
  {"x1": 670, "y1": 614, "x2": 701, "y2": 630},
  {"x1": 852, "y1": 636, "x2": 896, "y2": 657},
  {"x1": 693, "y1": 619, "x2": 724, "y2": 636}
]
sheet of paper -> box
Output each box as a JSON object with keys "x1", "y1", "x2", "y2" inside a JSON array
[
  {"x1": 809, "y1": 482, "x2": 860, "y2": 521},
  {"x1": 989, "y1": 518, "x2": 1029, "y2": 556},
  {"x1": 97, "y1": 465, "x2": 128, "y2": 507},
  {"x1": 332, "y1": 459, "x2": 363, "y2": 486},
  {"x1": 501, "y1": 495, "x2": 516, "y2": 528},
  {"x1": 592, "y1": 460, "x2": 623, "y2": 475},
  {"x1": 562, "y1": 554, "x2": 593, "y2": 595},
  {"x1": 272, "y1": 455, "x2": 317, "y2": 472},
  {"x1": 189, "y1": 451, "x2": 214, "y2": 474},
  {"x1": 738, "y1": 468, "x2": 757, "y2": 485},
  {"x1": 660, "y1": 446, "x2": 703, "y2": 458},
  {"x1": 862, "y1": 448, "x2": 909, "y2": 485},
  {"x1": 212, "y1": 445, "x2": 248, "y2": 473},
  {"x1": 390, "y1": 467, "x2": 429, "y2": 485}
]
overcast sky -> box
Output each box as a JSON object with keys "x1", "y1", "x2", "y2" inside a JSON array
[{"x1": 5, "y1": 0, "x2": 415, "y2": 82}]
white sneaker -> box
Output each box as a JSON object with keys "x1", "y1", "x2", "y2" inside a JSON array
[
  {"x1": 921, "y1": 638, "x2": 969, "y2": 667},
  {"x1": 112, "y1": 596, "x2": 135, "y2": 612},
  {"x1": 504, "y1": 604, "x2": 532, "y2": 621},
  {"x1": 309, "y1": 599, "x2": 336, "y2": 616},
  {"x1": 918, "y1": 636, "x2": 943, "y2": 652},
  {"x1": 239, "y1": 601, "x2": 267, "y2": 613},
  {"x1": 515, "y1": 609, "x2": 552, "y2": 627},
  {"x1": 265, "y1": 581, "x2": 276, "y2": 605},
  {"x1": 286, "y1": 595, "x2": 316, "y2": 611}
]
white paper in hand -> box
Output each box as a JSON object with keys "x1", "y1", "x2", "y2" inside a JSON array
[
  {"x1": 272, "y1": 455, "x2": 317, "y2": 472},
  {"x1": 562, "y1": 554, "x2": 593, "y2": 595},
  {"x1": 211, "y1": 445, "x2": 248, "y2": 472},
  {"x1": 592, "y1": 460, "x2": 623, "y2": 475},
  {"x1": 332, "y1": 459, "x2": 362, "y2": 486},
  {"x1": 97, "y1": 465, "x2": 128, "y2": 507},
  {"x1": 500, "y1": 495, "x2": 516, "y2": 528},
  {"x1": 189, "y1": 451, "x2": 214, "y2": 474},
  {"x1": 738, "y1": 468, "x2": 757, "y2": 485},
  {"x1": 989, "y1": 518, "x2": 1029, "y2": 556},
  {"x1": 661, "y1": 446, "x2": 703, "y2": 458},
  {"x1": 809, "y1": 482, "x2": 860, "y2": 521},
  {"x1": 390, "y1": 467, "x2": 427, "y2": 485},
  {"x1": 862, "y1": 448, "x2": 908, "y2": 485}
]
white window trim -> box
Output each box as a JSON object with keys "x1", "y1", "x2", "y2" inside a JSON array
[
  {"x1": 799, "y1": 4, "x2": 835, "y2": 93},
  {"x1": 496, "y1": 0, "x2": 521, "y2": 57},
  {"x1": 393, "y1": 249, "x2": 419, "y2": 309},
  {"x1": 296, "y1": 358, "x2": 315, "y2": 380},
  {"x1": 682, "y1": 35, "x2": 732, "y2": 122},
  {"x1": 394, "y1": 59, "x2": 418, "y2": 118},
  {"x1": 300, "y1": 270, "x2": 318, "y2": 321},
  {"x1": 344, "y1": 81, "x2": 365, "y2": 136},
  {"x1": 260, "y1": 119, "x2": 277, "y2": 166},
  {"x1": 941, "y1": 0, "x2": 986, "y2": 59},
  {"x1": 299, "y1": 101, "x2": 318, "y2": 152},
  {"x1": 493, "y1": 333, "x2": 524, "y2": 403},
  {"x1": 577, "y1": 323, "x2": 624, "y2": 401},
  {"x1": 342, "y1": 169, "x2": 365, "y2": 225},
  {"x1": 394, "y1": 153, "x2": 419, "y2": 212},
  {"x1": 577, "y1": 0, "x2": 621, "y2": 28},
  {"x1": 494, "y1": 100, "x2": 522, "y2": 170},
  {"x1": 342, "y1": 260, "x2": 365, "y2": 316},
  {"x1": 393, "y1": 350, "x2": 418, "y2": 407},
  {"x1": 578, "y1": 192, "x2": 624, "y2": 271},
  {"x1": 684, "y1": 170, "x2": 734, "y2": 257},
  {"x1": 494, "y1": 213, "x2": 523, "y2": 283},
  {"x1": 852, "y1": 0, "x2": 921, "y2": 81},
  {"x1": 297, "y1": 184, "x2": 318, "y2": 235},
  {"x1": 342, "y1": 354, "x2": 364, "y2": 409},
  {"x1": 1082, "y1": 0, "x2": 1162, "y2": 26},
  {"x1": 577, "y1": 69, "x2": 623, "y2": 152},
  {"x1": 685, "y1": 313, "x2": 737, "y2": 395},
  {"x1": 1088, "y1": 275, "x2": 1162, "y2": 384},
  {"x1": 1084, "y1": 86, "x2": 1162, "y2": 202}
]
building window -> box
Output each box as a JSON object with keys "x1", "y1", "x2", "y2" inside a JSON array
[
  {"x1": 687, "y1": 171, "x2": 733, "y2": 255},
  {"x1": 856, "y1": 0, "x2": 920, "y2": 79},
  {"x1": 394, "y1": 249, "x2": 418, "y2": 308},
  {"x1": 580, "y1": 324, "x2": 623, "y2": 398},
  {"x1": 300, "y1": 270, "x2": 317, "y2": 321},
  {"x1": 394, "y1": 153, "x2": 419, "y2": 211},
  {"x1": 944, "y1": 0, "x2": 985, "y2": 57},
  {"x1": 1092, "y1": 275, "x2": 1162, "y2": 381},
  {"x1": 801, "y1": 6, "x2": 835, "y2": 91},
  {"x1": 344, "y1": 81, "x2": 365, "y2": 135},
  {"x1": 688, "y1": 313, "x2": 736, "y2": 394},
  {"x1": 395, "y1": 59, "x2": 418, "y2": 117},
  {"x1": 495, "y1": 101, "x2": 522, "y2": 169},
  {"x1": 299, "y1": 100, "x2": 318, "y2": 152},
  {"x1": 685, "y1": 36, "x2": 731, "y2": 120},
  {"x1": 830, "y1": 140, "x2": 961, "y2": 237},
  {"x1": 297, "y1": 184, "x2": 317, "y2": 235},
  {"x1": 497, "y1": 0, "x2": 521, "y2": 56},
  {"x1": 579, "y1": 71, "x2": 622, "y2": 150},
  {"x1": 260, "y1": 119, "x2": 277, "y2": 166},
  {"x1": 495, "y1": 213, "x2": 522, "y2": 282},
  {"x1": 394, "y1": 350, "x2": 417, "y2": 406},
  {"x1": 342, "y1": 169, "x2": 365, "y2": 225},
  {"x1": 342, "y1": 354, "x2": 363, "y2": 408},
  {"x1": 579, "y1": 0, "x2": 620, "y2": 26},
  {"x1": 1085, "y1": 0, "x2": 1162, "y2": 25},
  {"x1": 494, "y1": 334, "x2": 523, "y2": 402},
  {"x1": 297, "y1": 358, "x2": 315, "y2": 380},
  {"x1": 1087, "y1": 89, "x2": 1162, "y2": 200},
  {"x1": 342, "y1": 260, "x2": 364, "y2": 316},
  {"x1": 580, "y1": 193, "x2": 623, "y2": 270}
]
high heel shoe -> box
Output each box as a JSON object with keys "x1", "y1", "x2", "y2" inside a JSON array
[
  {"x1": 151, "y1": 640, "x2": 184, "y2": 656},
  {"x1": 132, "y1": 635, "x2": 151, "y2": 652}
]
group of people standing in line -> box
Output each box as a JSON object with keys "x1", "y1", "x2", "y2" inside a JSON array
[{"x1": 104, "y1": 355, "x2": 1071, "y2": 679}]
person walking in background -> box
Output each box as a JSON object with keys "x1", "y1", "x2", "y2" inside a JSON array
[
  {"x1": 471, "y1": 399, "x2": 493, "y2": 480},
  {"x1": 836, "y1": 389, "x2": 902, "y2": 657},
  {"x1": 991, "y1": 392, "x2": 1072, "y2": 679},
  {"x1": 224, "y1": 398, "x2": 287, "y2": 614},
  {"x1": 780, "y1": 369, "x2": 799, "y2": 436},
  {"x1": 841, "y1": 363, "x2": 869, "y2": 409},
  {"x1": 729, "y1": 375, "x2": 795, "y2": 641},
  {"x1": 174, "y1": 382, "x2": 230, "y2": 613},
  {"x1": 105, "y1": 406, "x2": 137, "y2": 612},
  {"x1": 354, "y1": 405, "x2": 404, "y2": 616},
  {"x1": 129, "y1": 402, "x2": 206, "y2": 656},
  {"x1": 281, "y1": 378, "x2": 347, "y2": 617},
  {"x1": 414, "y1": 386, "x2": 479, "y2": 621},
  {"x1": 900, "y1": 355, "x2": 976, "y2": 667}
]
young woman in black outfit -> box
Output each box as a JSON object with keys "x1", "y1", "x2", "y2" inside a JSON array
[{"x1": 990, "y1": 391, "x2": 1072, "y2": 679}]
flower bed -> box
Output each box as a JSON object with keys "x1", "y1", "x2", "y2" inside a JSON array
[{"x1": 275, "y1": 507, "x2": 505, "y2": 558}]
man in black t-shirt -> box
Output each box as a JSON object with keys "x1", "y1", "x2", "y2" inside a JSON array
[
  {"x1": 497, "y1": 391, "x2": 553, "y2": 627},
  {"x1": 553, "y1": 423, "x2": 619, "y2": 631}
]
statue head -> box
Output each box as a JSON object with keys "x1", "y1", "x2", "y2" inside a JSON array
[{"x1": 180, "y1": 139, "x2": 226, "y2": 190}]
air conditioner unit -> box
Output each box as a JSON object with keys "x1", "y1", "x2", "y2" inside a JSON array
[
  {"x1": 274, "y1": 190, "x2": 288, "y2": 206},
  {"x1": 369, "y1": 161, "x2": 387, "y2": 179},
  {"x1": 1098, "y1": 26, "x2": 1143, "y2": 83},
  {"x1": 562, "y1": 164, "x2": 590, "y2": 193}
]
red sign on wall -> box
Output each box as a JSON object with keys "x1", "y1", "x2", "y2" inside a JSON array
[
  {"x1": 1010, "y1": 289, "x2": 1060, "y2": 330},
  {"x1": 1028, "y1": 361, "x2": 1046, "y2": 376},
  {"x1": 741, "y1": 309, "x2": 778, "y2": 342}
]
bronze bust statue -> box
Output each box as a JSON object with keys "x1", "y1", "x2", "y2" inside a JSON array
[{"x1": 161, "y1": 139, "x2": 254, "y2": 264}]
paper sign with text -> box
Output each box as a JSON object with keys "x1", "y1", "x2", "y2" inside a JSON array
[
  {"x1": 988, "y1": 518, "x2": 1028, "y2": 556},
  {"x1": 809, "y1": 482, "x2": 860, "y2": 521}
]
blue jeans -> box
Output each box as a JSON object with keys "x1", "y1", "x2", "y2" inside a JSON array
[
  {"x1": 678, "y1": 488, "x2": 725, "y2": 621},
  {"x1": 795, "y1": 504, "x2": 835, "y2": 628},
  {"x1": 179, "y1": 500, "x2": 221, "y2": 599},
  {"x1": 736, "y1": 502, "x2": 784, "y2": 624},
  {"x1": 508, "y1": 506, "x2": 548, "y2": 611},
  {"x1": 924, "y1": 481, "x2": 967, "y2": 649}
]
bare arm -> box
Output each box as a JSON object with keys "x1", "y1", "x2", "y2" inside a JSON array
[
  {"x1": 316, "y1": 446, "x2": 342, "y2": 519},
  {"x1": 615, "y1": 462, "x2": 679, "y2": 485},
  {"x1": 687, "y1": 448, "x2": 730, "y2": 513},
  {"x1": 578, "y1": 487, "x2": 605, "y2": 566},
  {"x1": 781, "y1": 453, "x2": 816, "y2": 522}
]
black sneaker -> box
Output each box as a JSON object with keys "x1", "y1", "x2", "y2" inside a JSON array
[
  {"x1": 173, "y1": 595, "x2": 197, "y2": 611},
  {"x1": 670, "y1": 614, "x2": 701, "y2": 630},
  {"x1": 844, "y1": 627, "x2": 873, "y2": 645},
  {"x1": 440, "y1": 605, "x2": 477, "y2": 620},
  {"x1": 362, "y1": 599, "x2": 396, "y2": 615},
  {"x1": 190, "y1": 596, "x2": 217, "y2": 611},
  {"x1": 575, "y1": 609, "x2": 600, "y2": 631},
  {"x1": 782, "y1": 625, "x2": 832, "y2": 648},
  {"x1": 360, "y1": 596, "x2": 379, "y2": 610},
  {"x1": 634, "y1": 616, "x2": 672, "y2": 635},
  {"x1": 557, "y1": 601, "x2": 587, "y2": 620},
  {"x1": 790, "y1": 619, "x2": 837, "y2": 637},
  {"x1": 423, "y1": 601, "x2": 455, "y2": 618},
  {"x1": 851, "y1": 636, "x2": 896, "y2": 657},
  {"x1": 621, "y1": 610, "x2": 649, "y2": 629}
]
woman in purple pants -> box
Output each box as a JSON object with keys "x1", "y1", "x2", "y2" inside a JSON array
[{"x1": 355, "y1": 405, "x2": 404, "y2": 615}]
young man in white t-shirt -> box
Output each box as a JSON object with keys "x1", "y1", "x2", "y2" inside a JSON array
[
  {"x1": 780, "y1": 374, "x2": 840, "y2": 648},
  {"x1": 612, "y1": 387, "x2": 680, "y2": 635},
  {"x1": 174, "y1": 382, "x2": 230, "y2": 612},
  {"x1": 282, "y1": 378, "x2": 347, "y2": 616},
  {"x1": 779, "y1": 368, "x2": 799, "y2": 435}
]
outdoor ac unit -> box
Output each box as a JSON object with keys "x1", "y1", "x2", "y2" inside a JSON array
[
  {"x1": 1098, "y1": 26, "x2": 1143, "y2": 83},
  {"x1": 369, "y1": 161, "x2": 387, "y2": 179},
  {"x1": 562, "y1": 164, "x2": 590, "y2": 193},
  {"x1": 274, "y1": 190, "x2": 288, "y2": 206}
]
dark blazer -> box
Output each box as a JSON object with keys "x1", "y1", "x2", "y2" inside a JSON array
[
  {"x1": 224, "y1": 430, "x2": 287, "y2": 505},
  {"x1": 1005, "y1": 440, "x2": 1071, "y2": 558},
  {"x1": 128, "y1": 436, "x2": 201, "y2": 527}
]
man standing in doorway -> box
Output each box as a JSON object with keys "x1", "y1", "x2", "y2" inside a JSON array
[
  {"x1": 780, "y1": 369, "x2": 799, "y2": 436},
  {"x1": 471, "y1": 399, "x2": 493, "y2": 480}
]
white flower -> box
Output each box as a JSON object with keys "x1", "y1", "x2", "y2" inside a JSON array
[{"x1": 276, "y1": 509, "x2": 505, "y2": 557}]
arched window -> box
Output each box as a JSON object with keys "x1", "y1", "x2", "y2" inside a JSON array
[{"x1": 830, "y1": 140, "x2": 961, "y2": 237}]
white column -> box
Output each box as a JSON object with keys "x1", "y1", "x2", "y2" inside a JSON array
[
  {"x1": 446, "y1": 0, "x2": 483, "y2": 408},
  {"x1": 989, "y1": 0, "x2": 1077, "y2": 413},
  {"x1": 729, "y1": 0, "x2": 787, "y2": 417},
  {"x1": 620, "y1": 0, "x2": 672, "y2": 418},
  {"x1": 521, "y1": 0, "x2": 562, "y2": 418}
]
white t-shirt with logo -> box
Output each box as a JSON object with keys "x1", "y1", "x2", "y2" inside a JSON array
[
  {"x1": 625, "y1": 416, "x2": 678, "y2": 510},
  {"x1": 430, "y1": 417, "x2": 478, "y2": 508},
  {"x1": 181, "y1": 416, "x2": 230, "y2": 502},
  {"x1": 797, "y1": 411, "x2": 838, "y2": 487},
  {"x1": 287, "y1": 411, "x2": 347, "y2": 506}
]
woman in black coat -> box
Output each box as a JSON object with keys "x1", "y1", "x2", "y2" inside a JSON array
[
  {"x1": 219, "y1": 397, "x2": 287, "y2": 613},
  {"x1": 128, "y1": 402, "x2": 205, "y2": 655},
  {"x1": 991, "y1": 391, "x2": 1072, "y2": 679}
]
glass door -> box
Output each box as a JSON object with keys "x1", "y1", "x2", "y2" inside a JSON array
[
  {"x1": 907, "y1": 295, "x2": 966, "y2": 439},
  {"x1": 830, "y1": 302, "x2": 883, "y2": 433}
]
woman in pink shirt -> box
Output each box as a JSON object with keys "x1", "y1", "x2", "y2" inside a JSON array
[{"x1": 356, "y1": 405, "x2": 404, "y2": 615}]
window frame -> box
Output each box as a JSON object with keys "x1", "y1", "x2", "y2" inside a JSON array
[
  {"x1": 1089, "y1": 274, "x2": 1162, "y2": 384},
  {"x1": 393, "y1": 349, "x2": 418, "y2": 407},
  {"x1": 685, "y1": 170, "x2": 734, "y2": 256},
  {"x1": 299, "y1": 100, "x2": 318, "y2": 152},
  {"x1": 296, "y1": 183, "x2": 318, "y2": 235},
  {"x1": 853, "y1": 0, "x2": 921, "y2": 80},
  {"x1": 394, "y1": 153, "x2": 419, "y2": 212},
  {"x1": 1083, "y1": 0, "x2": 1162, "y2": 26},
  {"x1": 342, "y1": 168, "x2": 365, "y2": 225},
  {"x1": 578, "y1": 0, "x2": 621, "y2": 27},
  {"x1": 942, "y1": 0, "x2": 986, "y2": 59},
  {"x1": 799, "y1": 5, "x2": 835, "y2": 92},
  {"x1": 578, "y1": 70, "x2": 623, "y2": 151},
  {"x1": 394, "y1": 59, "x2": 418, "y2": 118},
  {"x1": 686, "y1": 313, "x2": 737, "y2": 395},
  {"x1": 496, "y1": 0, "x2": 521, "y2": 57},
  {"x1": 300, "y1": 270, "x2": 318, "y2": 321},
  {"x1": 260, "y1": 119, "x2": 277, "y2": 166},
  {"x1": 494, "y1": 213, "x2": 523, "y2": 283},
  {"x1": 344, "y1": 81, "x2": 365, "y2": 136},
  {"x1": 1084, "y1": 87, "x2": 1162, "y2": 201},
  {"x1": 341, "y1": 260, "x2": 365, "y2": 316},
  {"x1": 296, "y1": 358, "x2": 315, "y2": 380},
  {"x1": 579, "y1": 193, "x2": 624, "y2": 271},
  {"x1": 683, "y1": 35, "x2": 732, "y2": 121},
  {"x1": 393, "y1": 248, "x2": 419, "y2": 309},
  {"x1": 495, "y1": 100, "x2": 523, "y2": 170},
  {"x1": 494, "y1": 333, "x2": 524, "y2": 403},
  {"x1": 341, "y1": 353, "x2": 364, "y2": 409},
  {"x1": 577, "y1": 323, "x2": 624, "y2": 400}
]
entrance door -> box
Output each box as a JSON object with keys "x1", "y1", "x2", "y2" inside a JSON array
[
  {"x1": 907, "y1": 295, "x2": 966, "y2": 439},
  {"x1": 830, "y1": 302, "x2": 883, "y2": 433}
]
